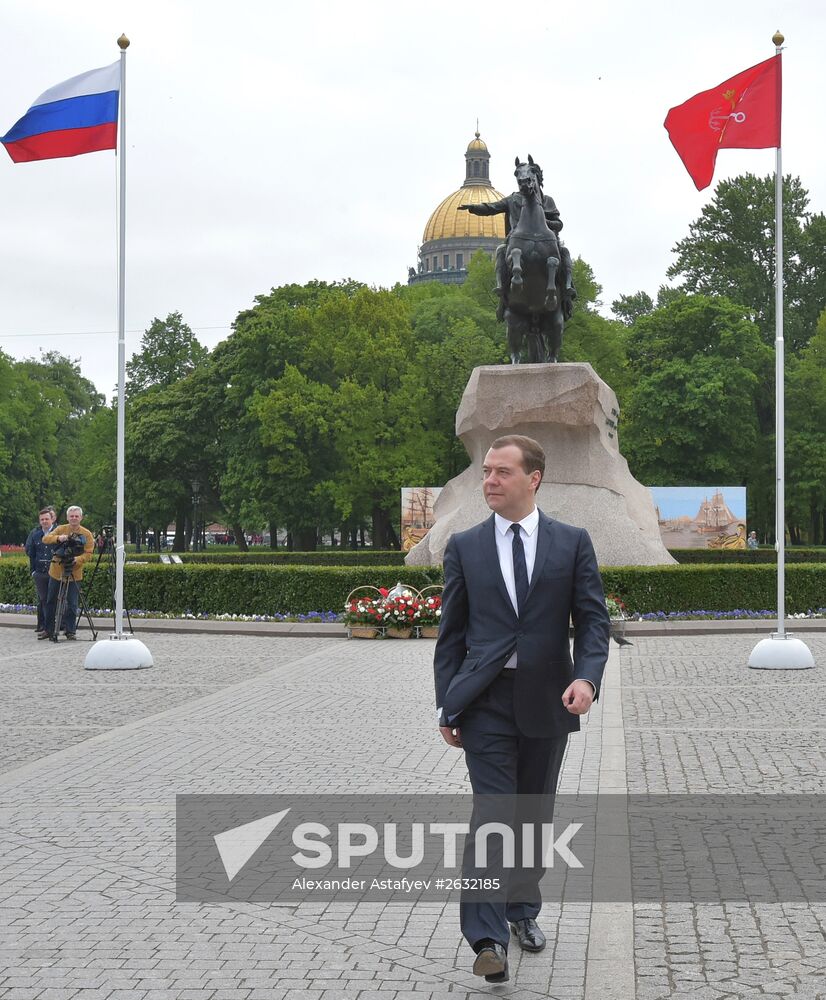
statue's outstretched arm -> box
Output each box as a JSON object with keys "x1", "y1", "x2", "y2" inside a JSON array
[{"x1": 458, "y1": 198, "x2": 509, "y2": 215}]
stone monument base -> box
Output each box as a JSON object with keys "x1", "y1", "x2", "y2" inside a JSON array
[{"x1": 405, "y1": 363, "x2": 675, "y2": 567}]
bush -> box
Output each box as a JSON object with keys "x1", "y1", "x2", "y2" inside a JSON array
[
  {"x1": 3, "y1": 557, "x2": 824, "y2": 618},
  {"x1": 0, "y1": 558, "x2": 438, "y2": 616},
  {"x1": 601, "y1": 563, "x2": 826, "y2": 615},
  {"x1": 668, "y1": 547, "x2": 826, "y2": 564}
]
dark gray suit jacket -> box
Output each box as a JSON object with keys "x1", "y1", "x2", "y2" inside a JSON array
[{"x1": 434, "y1": 510, "x2": 610, "y2": 739}]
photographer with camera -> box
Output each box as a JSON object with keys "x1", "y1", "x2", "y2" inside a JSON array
[{"x1": 41, "y1": 505, "x2": 95, "y2": 641}]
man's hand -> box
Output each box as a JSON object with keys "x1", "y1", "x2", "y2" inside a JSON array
[
  {"x1": 58, "y1": 534, "x2": 68, "y2": 542},
  {"x1": 439, "y1": 725, "x2": 463, "y2": 748},
  {"x1": 562, "y1": 679, "x2": 594, "y2": 715}
]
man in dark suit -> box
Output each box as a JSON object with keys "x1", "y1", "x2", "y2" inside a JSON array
[{"x1": 434, "y1": 434, "x2": 609, "y2": 983}]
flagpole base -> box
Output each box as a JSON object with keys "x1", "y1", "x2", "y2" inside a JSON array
[
  {"x1": 84, "y1": 633, "x2": 154, "y2": 670},
  {"x1": 748, "y1": 633, "x2": 814, "y2": 670}
]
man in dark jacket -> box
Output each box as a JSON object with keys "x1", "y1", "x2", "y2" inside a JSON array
[
  {"x1": 24, "y1": 507, "x2": 57, "y2": 637},
  {"x1": 434, "y1": 435, "x2": 609, "y2": 983}
]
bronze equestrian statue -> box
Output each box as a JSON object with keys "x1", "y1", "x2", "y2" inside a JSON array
[{"x1": 460, "y1": 155, "x2": 576, "y2": 363}]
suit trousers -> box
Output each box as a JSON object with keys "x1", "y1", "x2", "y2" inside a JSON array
[
  {"x1": 458, "y1": 670, "x2": 567, "y2": 950},
  {"x1": 32, "y1": 571, "x2": 50, "y2": 630}
]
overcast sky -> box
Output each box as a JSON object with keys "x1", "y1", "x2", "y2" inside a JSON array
[{"x1": 1, "y1": 0, "x2": 823, "y2": 396}]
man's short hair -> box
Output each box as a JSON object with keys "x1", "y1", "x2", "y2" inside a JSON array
[
  {"x1": 489, "y1": 435, "x2": 545, "y2": 484},
  {"x1": 39, "y1": 506, "x2": 56, "y2": 516},
  {"x1": 66, "y1": 505, "x2": 83, "y2": 516}
]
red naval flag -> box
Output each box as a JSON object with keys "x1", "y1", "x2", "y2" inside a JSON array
[{"x1": 664, "y1": 55, "x2": 781, "y2": 190}]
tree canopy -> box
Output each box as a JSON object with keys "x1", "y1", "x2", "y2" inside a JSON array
[
  {"x1": 667, "y1": 173, "x2": 826, "y2": 353},
  {"x1": 5, "y1": 173, "x2": 826, "y2": 552}
]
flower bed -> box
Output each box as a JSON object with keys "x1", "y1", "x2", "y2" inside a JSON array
[
  {"x1": 4, "y1": 601, "x2": 826, "y2": 625},
  {"x1": 631, "y1": 608, "x2": 826, "y2": 622}
]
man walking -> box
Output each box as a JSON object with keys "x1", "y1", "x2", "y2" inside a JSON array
[
  {"x1": 42, "y1": 505, "x2": 95, "y2": 641},
  {"x1": 434, "y1": 435, "x2": 609, "y2": 983},
  {"x1": 24, "y1": 506, "x2": 57, "y2": 637}
]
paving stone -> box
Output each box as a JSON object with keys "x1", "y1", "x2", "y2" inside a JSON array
[{"x1": 626, "y1": 634, "x2": 826, "y2": 1000}]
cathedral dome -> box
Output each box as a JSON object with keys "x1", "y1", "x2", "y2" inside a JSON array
[
  {"x1": 422, "y1": 185, "x2": 506, "y2": 242},
  {"x1": 408, "y1": 130, "x2": 506, "y2": 287}
]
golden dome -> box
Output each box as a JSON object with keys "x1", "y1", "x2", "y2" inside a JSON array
[
  {"x1": 467, "y1": 131, "x2": 488, "y2": 152},
  {"x1": 423, "y1": 184, "x2": 506, "y2": 242}
]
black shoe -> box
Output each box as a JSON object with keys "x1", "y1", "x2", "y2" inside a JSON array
[
  {"x1": 472, "y1": 942, "x2": 508, "y2": 982},
  {"x1": 510, "y1": 917, "x2": 546, "y2": 952},
  {"x1": 65, "y1": 633, "x2": 76, "y2": 640},
  {"x1": 38, "y1": 631, "x2": 52, "y2": 640}
]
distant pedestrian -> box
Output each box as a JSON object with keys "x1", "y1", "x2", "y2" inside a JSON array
[
  {"x1": 747, "y1": 531, "x2": 759, "y2": 550},
  {"x1": 24, "y1": 507, "x2": 58, "y2": 637}
]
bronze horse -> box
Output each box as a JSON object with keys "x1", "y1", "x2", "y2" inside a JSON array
[{"x1": 503, "y1": 156, "x2": 565, "y2": 363}]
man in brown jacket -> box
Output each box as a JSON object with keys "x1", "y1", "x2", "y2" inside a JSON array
[{"x1": 42, "y1": 505, "x2": 95, "y2": 641}]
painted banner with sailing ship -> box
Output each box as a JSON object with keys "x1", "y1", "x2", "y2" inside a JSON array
[
  {"x1": 649, "y1": 486, "x2": 747, "y2": 549},
  {"x1": 400, "y1": 487, "x2": 443, "y2": 552}
]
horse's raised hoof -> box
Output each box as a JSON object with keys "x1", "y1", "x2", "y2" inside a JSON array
[
  {"x1": 544, "y1": 292, "x2": 558, "y2": 311},
  {"x1": 511, "y1": 273, "x2": 523, "y2": 288}
]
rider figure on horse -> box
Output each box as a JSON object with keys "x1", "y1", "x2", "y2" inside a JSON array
[{"x1": 459, "y1": 160, "x2": 576, "y2": 323}]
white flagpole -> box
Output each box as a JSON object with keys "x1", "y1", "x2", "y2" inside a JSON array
[
  {"x1": 748, "y1": 30, "x2": 813, "y2": 670},
  {"x1": 85, "y1": 34, "x2": 153, "y2": 670},
  {"x1": 115, "y1": 33, "x2": 128, "y2": 638}
]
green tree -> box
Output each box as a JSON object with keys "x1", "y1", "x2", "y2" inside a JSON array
[
  {"x1": 65, "y1": 405, "x2": 117, "y2": 531},
  {"x1": 126, "y1": 312, "x2": 209, "y2": 396},
  {"x1": 786, "y1": 309, "x2": 826, "y2": 543},
  {"x1": 667, "y1": 173, "x2": 826, "y2": 353},
  {"x1": 611, "y1": 291, "x2": 653, "y2": 325},
  {"x1": 0, "y1": 352, "x2": 55, "y2": 539},
  {"x1": 254, "y1": 365, "x2": 338, "y2": 549},
  {"x1": 621, "y1": 297, "x2": 772, "y2": 525},
  {"x1": 563, "y1": 258, "x2": 630, "y2": 401},
  {"x1": 126, "y1": 366, "x2": 227, "y2": 550}
]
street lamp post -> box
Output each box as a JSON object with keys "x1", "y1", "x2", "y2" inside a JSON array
[{"x1": 191, "y1": 480, "x2": 201, "y2": 553}]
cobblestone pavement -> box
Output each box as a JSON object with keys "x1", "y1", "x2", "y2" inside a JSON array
[
  {"x1": 0, "y1": 627, "x2": 616, "y2": 1000},
  {"x1": 6, "y1": 628, "x2": 823, "y2": 999},
  {"x1": 623, "y1": 634, "x2": 826, "y2": 1000}
]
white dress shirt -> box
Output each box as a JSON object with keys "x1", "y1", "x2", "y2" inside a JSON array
[{"x1": 495, "y1": 507, "x2": 539, "y2": 668}]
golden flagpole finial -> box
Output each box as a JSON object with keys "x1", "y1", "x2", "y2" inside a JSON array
[
  {"x1": 772, "y1": 29, "x2": 784, "y2": 48},
  {"x1": 117, "y1": 34, "x2": 130, "y2": 50}
]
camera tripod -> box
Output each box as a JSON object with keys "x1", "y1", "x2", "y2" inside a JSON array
[
  {"x1": 86, "y1": 526, "x2": 134, "y2": 633},
  {"x1": 51, "y1": 564, "x2": 98, "y2": 643}
]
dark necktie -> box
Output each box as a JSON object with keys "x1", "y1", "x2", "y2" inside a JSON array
[{"x1": 510, "y1": 523, "x2": 529, "y2": 614}]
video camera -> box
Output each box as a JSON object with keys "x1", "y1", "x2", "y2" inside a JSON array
[{"x1": 54, "y1": 533, "x2": 87, "y2": 565}]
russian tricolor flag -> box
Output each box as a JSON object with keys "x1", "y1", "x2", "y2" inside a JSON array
[{"x1": 1, "y1": 62, "x2": 119, "y2": 163}]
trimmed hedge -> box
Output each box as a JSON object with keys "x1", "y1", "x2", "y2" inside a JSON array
[
  {"x1": 0, "y1": 558, "x2": 439, "y2": 616},
  {"x1": 669, "y1": 547, "x2": 826, "y2": 564},
  {"x1": 125, "y1": 550, "x2": 407, "y2": 566},
  {"x1": 2, "y1": 557, "x2": 825, "y2": 617},
  {"x1": 600, "y1": 563, "x2": 826, "y2": 614}
]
